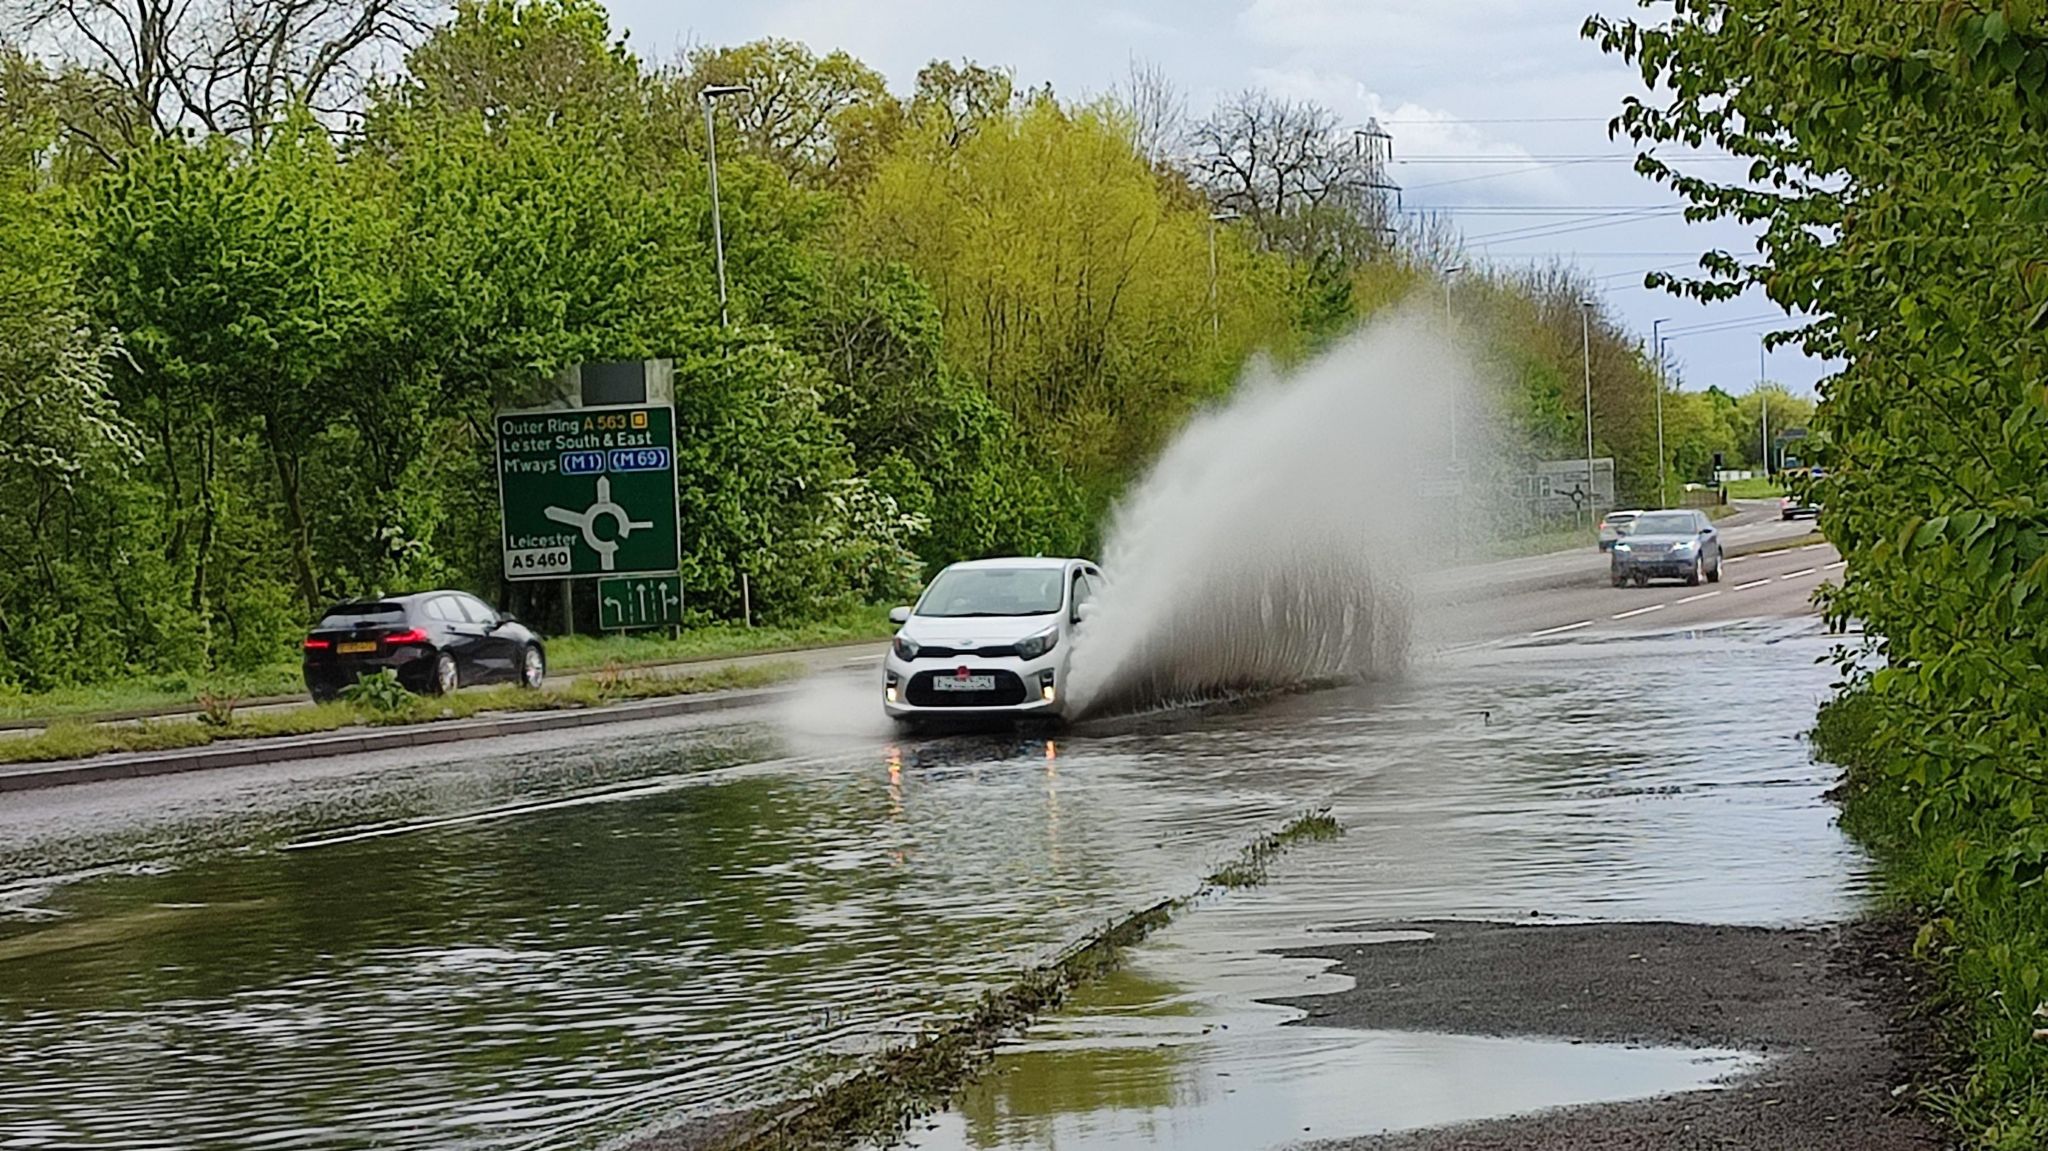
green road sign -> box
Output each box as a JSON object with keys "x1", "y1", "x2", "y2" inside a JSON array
[
  {"x1": 598, "y1": 574, "x2": 684, "y2": 631},
  {"x1": 496, "y1": 404, "x2": 680, "y2": 580}
]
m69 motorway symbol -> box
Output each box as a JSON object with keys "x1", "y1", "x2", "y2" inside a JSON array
[{"x1": 495, "y1": 404, "x2": 680, "y2": 581}]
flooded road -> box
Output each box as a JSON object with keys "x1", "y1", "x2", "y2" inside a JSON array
[{"x1": 0, "y1": 619, "x2": 1864, "y2": 1150}]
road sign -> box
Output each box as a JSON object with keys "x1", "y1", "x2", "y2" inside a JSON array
[
  {"x1": 496, "y1": 404, "x2": 680, "y2": 580},
  {"x1": 598, "y1": 574, "x2": 684, "y2": 631}
]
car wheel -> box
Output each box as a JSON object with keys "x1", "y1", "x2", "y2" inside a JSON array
[
  {"x1": 1686, "y1": 556, "x2": 1703, "y2": 586},
  {"x1": 1611, "y1": 572, "x2": 1628, "y2": 588},
  {"x1": 1632, "y1": 571, "x2": 1648, "y2": 588},
  {"x1": 519, "y1": 644, "x2": 546, "y2": 690},
  {"x1": 430, "y1": 651, "x2": 459, "y2": 696},
  {"x1": 309, "y1": 684, "x2": 337, "y2": 704},
  {"x1": 1707, "y1": 555, "x2": 1723, "y2": 583}
]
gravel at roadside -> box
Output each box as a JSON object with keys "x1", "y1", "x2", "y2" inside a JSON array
[{"x1": 1275, "y1": 918, "x2": 1949, "y2": 1151}]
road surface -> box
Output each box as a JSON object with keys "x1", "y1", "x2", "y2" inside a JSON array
[{"x1": 0, "y1": 525, "x2": 1894, "y2": 1151}]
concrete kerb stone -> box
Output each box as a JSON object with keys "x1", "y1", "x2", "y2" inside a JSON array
[{"x1": 0, "y1": 684, "x2": 800, "y2": 794}]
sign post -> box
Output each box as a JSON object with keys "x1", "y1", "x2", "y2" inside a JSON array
[{"x1": 495, "y1": 404, "x2": 681, "y2": 583}]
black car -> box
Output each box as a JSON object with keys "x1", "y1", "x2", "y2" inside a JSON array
[{"x1": 303, "y1": 591, "x2": 545, "y2": 701}]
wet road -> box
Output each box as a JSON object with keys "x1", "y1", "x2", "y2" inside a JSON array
[{"x1": 0, "y1": 546, "x2": 1853, "y2": 1150}]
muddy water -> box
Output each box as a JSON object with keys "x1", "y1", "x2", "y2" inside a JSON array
[{"x1": 0, "y1": 624, "x2": 1863, "y2": 1149}]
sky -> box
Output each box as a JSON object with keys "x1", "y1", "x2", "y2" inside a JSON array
[{"x1": 607, "y1": 0, "x2": 1821, "y2": 396}]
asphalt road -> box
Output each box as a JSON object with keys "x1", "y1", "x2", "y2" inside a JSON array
[{"x1": 0, "y1": 516, "x2": 1866, "y2": 1151}]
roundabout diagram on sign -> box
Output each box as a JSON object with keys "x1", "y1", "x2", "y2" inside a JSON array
[{"x1": 544, "y1": 477, "x2": 654, "y2": 571}]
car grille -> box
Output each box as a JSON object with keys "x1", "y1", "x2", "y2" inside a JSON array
[
  {"x1": 904, "y1": 669, "x2": 1029, "y2": 708},
  {"x1": 908, "y1": 643, "x2": 1020, "y2": 660}
]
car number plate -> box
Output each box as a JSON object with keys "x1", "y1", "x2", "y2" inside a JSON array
[
  {"x1": 338, "y1": 641, "x2": 378, "y2": 654},
  {"x1": 933, "y1": 675, "x2": 996, "y2": 692}
]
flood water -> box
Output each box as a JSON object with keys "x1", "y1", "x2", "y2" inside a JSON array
[{"x1": 0, "y1": 622, "x2": 1867, "y2": 1149}]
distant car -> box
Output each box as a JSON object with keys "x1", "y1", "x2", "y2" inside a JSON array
[
  {"x1": 1610, "y1": 509, "x2": 1723, "y2": 587},
  {"x1": 882, "y1": 557, "x2": 1102, "y2": 725},
  {"x1": 1598, "y1": 510, "x2": 1643, "y2": 552},
  {"x1": 303, "y1": 591, "x2": 545, "y2": 701},
  {"x1": 1779, "y1": 468, "x2": 1825, "y2": 520}
]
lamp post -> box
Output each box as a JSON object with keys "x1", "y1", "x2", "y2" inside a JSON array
[
  {"x1": 1445, "y1": 264, "x2": 1464, "y2": 463},
  {"x1": 1581, "y1": 299, "x2": 1597, "y2": 526},
  {"x1": 1651, "y1": 317, "x2": 1670, "y2": 509},
  {"x1": 1759, "y1": 338, "x2": 1770, "y2": 479},
  {"x1": 1207, "y1": 210, "x2": 1240, "y2": 340},
  {"x1": 700, "y1": 84, "x2": 750, "y2": 327}
]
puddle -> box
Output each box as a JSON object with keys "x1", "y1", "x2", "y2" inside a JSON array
[{"x1": 899, "y1": 895, "x2": 1758, "y2": 1151}]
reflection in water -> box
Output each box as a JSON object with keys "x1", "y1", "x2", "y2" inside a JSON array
[{"x1": 0, "y1": 628, "x2": 1857, "y2": 1149}]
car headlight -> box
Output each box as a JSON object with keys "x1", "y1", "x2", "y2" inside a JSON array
[
  {"x1": 1613, "y1": 542, "x2": 1631, "y2": 552},
  {"x1": 1013, "y1": 627, "x2": 1059, "y2": 661},
  {"x1": 1673, "y1": 540, "x2": 1698, "y2": 553},
  {"x1": 892, "y1": 635, "x2": 921, "y2": 660}
]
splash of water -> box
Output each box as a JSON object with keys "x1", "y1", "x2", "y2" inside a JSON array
[{"x1": 1066, "y1": 311, "x2": 1472, "y2": 717}]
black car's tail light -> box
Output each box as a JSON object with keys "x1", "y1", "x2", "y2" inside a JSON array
[
  {"x1": 303, "y1": 638, "x2": 332, "y2": 652},
  {"x1": 384, "y1": 628, "x2": 431, "y2": 645}
]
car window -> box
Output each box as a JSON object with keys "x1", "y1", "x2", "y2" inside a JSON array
[
  {"x1": 456, "y1": 595, "x2": 497, "y2": 625},
  {"x1": 1630, "y1": 512, "x2": 1697, "y2": 535},
  {"x1": 424, "y1": 597, "x2": 461, "y2": 623},
  {"x1": 1071, "y1": 572, "x2": 1096, "y2": 618},
  {"x1": 315, "y1": 602, "x2": 404, "y2": 629},
  {"x1": 916, "y1": 567, "x2": 1066, "y2": 617}
]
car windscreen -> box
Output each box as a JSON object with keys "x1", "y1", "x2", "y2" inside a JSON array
[
  {"x1": 1629, "y1": 514, "x2": 1697, "y2": 535},
  {"x1": 916, "y1": 567, "x2": 1065, "y2": 617},
  {"x1": 315, "y1": 602, "x2": 406, "y2": 629}
]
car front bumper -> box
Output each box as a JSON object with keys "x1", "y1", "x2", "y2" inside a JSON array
[
  {"x1": 1611, "y1": 551, "x2": 1702, "y2": 578},
  {"x1": 882, "y1": 651, "x2": 1067, "y2": 719}
]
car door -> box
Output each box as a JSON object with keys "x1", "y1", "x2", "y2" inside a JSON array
[
  {"x1": 425, "y1": 595, "x2": 487, "y2": 681},
  {"x1": 457, "y1": 594, "x2": 519, "y2": 682}
]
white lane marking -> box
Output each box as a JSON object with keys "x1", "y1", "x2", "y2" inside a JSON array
[
  {"x1": 1611, "y1": 604, "x2": 1667, "y2": 621},
  {"x1": 1801, "y1": 543, "x2": 1827, "y2": 551},
  {"x1": 1824, "y1": 561, "x2": 1846, "y2": 570},
  {"x1": 1676, "y1": 590, "x2": 1723, "y2": 605},
  {"x1": 1725, "y1": 555, "x2": 1750, "y2": 564},
  {"x1": 1529, "y1": 620, "x2": 1593, "y2": 638},
  {"x1": 1735, "y1": 578, "x2": 1772, "y2": 591},
  {"x1": 1779, "y1": 567, "x2": 1817, "y2": 581},
  {"x1": 281, "y1": 781, "x2": 677, "y2": 851}
]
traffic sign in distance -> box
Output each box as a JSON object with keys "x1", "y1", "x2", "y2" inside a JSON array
[
  {"x1": 496, "y1": 404, "x2": 680, "y2": 581},
  {"x1": 598, "y1": 574, "x2": 684, "y2": 631}
]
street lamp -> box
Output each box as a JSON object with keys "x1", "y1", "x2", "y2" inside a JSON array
[
  {"x1": 1444, "y1": 264, "x2": 1464, "y2": 463},
  {"x1": 700, "y1": 84, "x2": 750, "y2": 327},
  {"x1": 1207, "y1": 210, "x2": 1240, "y2": 340},
  {"x1": 1651, "y1": 317, "x2": 1670, "y2": 509},
  {"x1": 1580, "y1": 299, "x2": 1597, "y2": 526}
]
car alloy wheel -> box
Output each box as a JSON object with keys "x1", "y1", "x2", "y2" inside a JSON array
[
  {"x1": 433, "y1": 652, "x2": 459, "y2": 696},
  {"x1": 521, "y1": 645, "x2": 545, "y2": 690},
  {"x1": 1687, "y1": 556, "x2": 1704, "y2": 586}
]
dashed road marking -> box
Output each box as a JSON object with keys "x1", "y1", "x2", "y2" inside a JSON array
[
  {"x1": 1824, "y1": 561, "x2": 1846, "y2": 570},
  {"x1": 1676, "y1": 590, "x2": 1723, "y2": 605},
  {"x1": 1735, "y1": 578, "x2": 1772, "y2": 591},
  {"x1": 1779, "y1": 567, "x2": 1817, "y2": 581},
  {"x1": 1612, "y1": 604, "x2": 1667, "y2": 620},
  {"x1": 1801, "y1": 543, "x2": 1828, "y2": 551},
  {"x1": 1529, "y1": 620, "x2": 1593, "y2": 638},
  {"x1": 1725, "y1": 555, "x2": 1750, "y2": 564}
]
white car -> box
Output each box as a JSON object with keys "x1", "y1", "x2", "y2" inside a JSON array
[
  {"x1": 883, "y1": 557, "x2": 1101, "y2": 724},
  {"x1": 1598, "y1": 509, "x2": 1643, "y2": 552}
]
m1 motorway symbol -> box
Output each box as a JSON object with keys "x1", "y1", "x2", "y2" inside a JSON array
[{"x1": 495, "y1": 404, "x2": 680, "y2": 580}]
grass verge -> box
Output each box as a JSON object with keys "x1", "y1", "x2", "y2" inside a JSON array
[
  {"x1": 1817, "y1": 692, "x2": 2048, "y2": 1149},
  {"x1": 0, "y1": 663, "x2": 803, "y2": 767},
  {"x1": 1724, "y1": 477, "x2": 1786, "y2": 499},
  {"x1": 710, "y1": 810, "x2": 1343, "y2": 1151},
  {"x1": 0, "y1": 605, "x2": 893, "y2": 726}
]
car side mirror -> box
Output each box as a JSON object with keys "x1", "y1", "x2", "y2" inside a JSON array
[
  {"x1": 889, "y1": 606, "x2": 912, "y2": 625},
  {"x1": 499, "y1": 611, "x2": 519, "y2": 626}
]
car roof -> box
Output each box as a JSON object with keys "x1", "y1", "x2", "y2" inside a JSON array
[{"x1": 944, "y1": 556, "x2": 1090, "y2": 571}]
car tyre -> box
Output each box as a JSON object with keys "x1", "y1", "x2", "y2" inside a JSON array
[
  {"x1": 309, "y1": 684, "x2": 337, "y2": 704},
  {"x1": 1707, "y1": 555, "x2": 1723, "y2": 583},
  {"x1": 1632, "y1": 571, "x2": 1648, "y2": 588},
  {"x1": 1686, "y1": 556, "x2": 1704, "y2": 586},
  {"x1": 519, "y1": 644, "x2": 546, "y2": 690},
  {"x1": 1611, "y1": 571, "x2": 1628, "y2": 588},
  {"x1": 430, "y1": 651, "x2": 459, "y2": 696}
]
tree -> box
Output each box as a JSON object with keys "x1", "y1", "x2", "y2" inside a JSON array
[
  {"x1": 682, "y1": 38, "x2": 899, "y2": 187},
  {"x1": 1186, "y1": 89, "x2": 1394, "y2": 262},
  {"x1": 1, "y1": 0, "x2": 443, "y2": 147}
]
